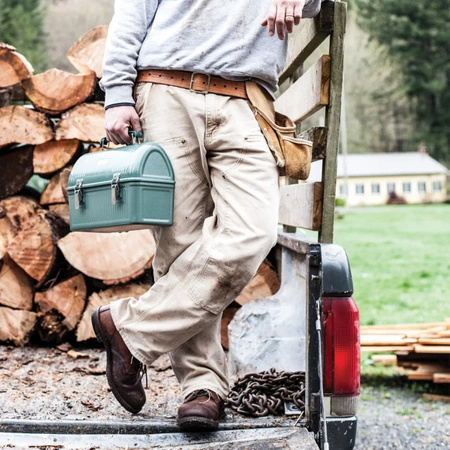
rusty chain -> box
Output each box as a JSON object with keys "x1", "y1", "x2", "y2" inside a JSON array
[{"x1": 226, "y1": 368, "x2": 306, "y2": 417}]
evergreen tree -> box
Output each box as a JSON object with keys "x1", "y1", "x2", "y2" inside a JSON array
[
  {"x1": 354, "y1": 0, "x2": 450, "y2": 164},
  {"x1": 0, "y1": 0, "x2": 48, "y2": 73}
]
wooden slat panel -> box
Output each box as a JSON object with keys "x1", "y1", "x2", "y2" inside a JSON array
[
  {"x1": 299, "y1": 126, "x2": 327, "y2": 161},
  {"x1": 278, "y1": 182, "x2": 322, "y2": 230},
  {"x1": 319, "y1": 1, "x2": 347, "y2": 243},
  {"x1": 275, "y1": 55, "x2": 330, "y2": 123},
  {"x1": 279, "y1": 1, "x2": 335, "y2": 84}
]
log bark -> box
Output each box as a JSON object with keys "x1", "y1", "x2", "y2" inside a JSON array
[
  {"x1": 0, "y1": 106, "x2": 53, "y2": 148},
  {"x1": 234, "y1": 260, "x2": 281, "y2": 306},
  {"x1": 0, "y1": 144, "x2": 34, "y2": 200},
  {"x1": 48, "y1": 203, "x2": 70, "y2": 226},
  {"x1": 66, "y1": 25, "x2": 108, "y2": 78},
  {"x1": 40, "y1": 170, "x2": 68, "y2": 206},
  {"x1": 0, "y1": 253, "x2": 34, "y2": 310},
  {"x1": 33, "y1": 139, "x2": 80, "y2": 176},
  {"x1": 22, "y1": 69, "x2": 97, "y2": 115},
  {"x1": 0, "y1": 306, "x2": 37, "y2": 345},
  {"x1": 1, "y1": 197, "x2": 69, "y2": 285},
  {"x1": 0, "y1": 206, "x2": 17, "y2": 260},
  {"x1": 0, "y1": 44, "x2": 33, "y2": 88},
  {"x1": 0, "y1": 87, "x2": 12, "y2": 107},
  {"x1": 55, "y1": 103, "x2": 105, "y2": 142},
  {"x1": 76, "y1": 282, "x2": 150, "y2": 342},
  {"x1": 59, "y1": 167, "x2": 71, "y2": 203},
  {"x1": 58, "y1": 230, "x2": 156, "y2": 282},
  {"x1": 35, "y1": 274, "x2": 87, "y2": 343}
]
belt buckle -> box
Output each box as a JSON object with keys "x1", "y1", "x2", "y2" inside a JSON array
[{"x1": 190, "y1": 72, "x2": 211, "y2": 94}]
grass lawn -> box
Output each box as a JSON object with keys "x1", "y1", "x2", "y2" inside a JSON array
[{"x1": 332, "y1": 204, "x2": 450, "y2": 326}]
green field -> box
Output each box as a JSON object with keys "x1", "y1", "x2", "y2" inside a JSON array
[{"x1": 332, "y1": 204, "x2": 450, "y2": 326}]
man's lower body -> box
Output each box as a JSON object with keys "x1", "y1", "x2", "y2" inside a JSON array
[{"x1": 92, "y1": 81, "x2": 279, "y2": 429}]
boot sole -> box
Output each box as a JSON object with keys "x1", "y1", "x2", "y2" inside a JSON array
[
  {"x1": 177, "y1": 416, "x2": 219, "y2": 431},
  {"x1": 91, "y1": 308, "x2": 142, "y2": 415}
]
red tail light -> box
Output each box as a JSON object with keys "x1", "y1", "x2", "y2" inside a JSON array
[{"x1": 322, "y1": 297, "x2": 360, "y2": 396}]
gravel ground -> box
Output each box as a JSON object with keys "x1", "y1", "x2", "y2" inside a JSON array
[
  {"x1": 0, "y1": 345, "x2": 448, "y2": 449},
  {"x1": 355, "y1": 383, "x2": 450, "y2": 449}
]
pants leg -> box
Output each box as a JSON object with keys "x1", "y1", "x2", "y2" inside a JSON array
[{"x1": 110, "y1": 83, "x2": 279, "y2": 400}]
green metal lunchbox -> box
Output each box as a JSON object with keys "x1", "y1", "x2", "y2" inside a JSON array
[{"x1": 67, "y1": 134, "x2": 175, "y2": 232}]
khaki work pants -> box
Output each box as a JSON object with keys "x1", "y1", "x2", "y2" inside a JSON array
[{"x1": 110, "y1": 83, "x2": 279, "y2": 400}]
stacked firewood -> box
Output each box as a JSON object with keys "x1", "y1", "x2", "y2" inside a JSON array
[
  {"x1": 361, "y1": 320, "x2": 450, "y2": 384},
  {"x1": 0, "y1": 28, "x2": 281, "y2": 348}
]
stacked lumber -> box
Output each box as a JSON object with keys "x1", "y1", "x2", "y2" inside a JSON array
[
  {"x1": 361, "y1": 320, "x2": 450, "y2": 384},
  {"x1": 0, "y1": 28, "x2": 282, "y2": 347}
]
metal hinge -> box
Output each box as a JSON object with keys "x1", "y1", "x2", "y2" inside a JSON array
[
  {"x1": 74, "y1": 179, "x2": 83, "y2": 209},
  {"x1": 111, "y1": 173, "x2": 121, "y2": 205}
]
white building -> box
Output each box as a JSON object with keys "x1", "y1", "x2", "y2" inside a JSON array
[{"x1": 307, "y1": 152, "x2": 448, "y2": 207}]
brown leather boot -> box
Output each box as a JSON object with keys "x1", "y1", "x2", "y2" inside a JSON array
[
  {"x1": 177, "y1": 389, "x2": 225, "y2": 431},
  {"x1": 91, "y1": 305, "x2": 146, "y2": 414}
]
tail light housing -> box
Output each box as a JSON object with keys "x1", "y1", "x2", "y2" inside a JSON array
[{"x1": 322, "y1": 297, "x2": 360, "y2": 396}]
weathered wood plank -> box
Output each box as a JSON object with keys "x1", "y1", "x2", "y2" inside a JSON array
[
  {"x1": 433, "y1": 374, "x2": 450, "y2": 383},
  {"x1": 279, "y1": 1, "x2": 335, "y2": 84},
  {"x1": 278, "y1": 182, "x2": 322, "y2": 231},
  {"x1": 319, "y1": 1, "x2": 346, "y2": 243},
  {"x1": 413, "y1": 344, "x2": 450, "y2": 354},
  {"x1": 275, "y1": 55, "x2": 330, "y2": 123}
]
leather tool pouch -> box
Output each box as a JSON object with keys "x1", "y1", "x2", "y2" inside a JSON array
[{"x1": 245, "y1": 81, "x2": 312, "y2": 180}]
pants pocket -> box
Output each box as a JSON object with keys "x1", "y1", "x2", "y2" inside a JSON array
[{"x1": 188, "y1": 255, "x2": 251, "y2": 315}]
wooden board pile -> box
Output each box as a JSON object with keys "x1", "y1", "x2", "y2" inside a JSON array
[
  {"x1": 361, "y1": 320, "x2": 450, "y2": 384},
  {"x1": 0, "y1": 28, "x2": 281, "y2": 348}
]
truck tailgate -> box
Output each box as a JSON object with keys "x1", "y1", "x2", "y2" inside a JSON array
[{"x1": 0, "y1": 424, "x2": 317, "y2": 449}]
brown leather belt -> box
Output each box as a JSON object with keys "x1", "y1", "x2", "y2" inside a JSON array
[{"x1": 136, "y1": 69, "x2": 248, "y2": 99}]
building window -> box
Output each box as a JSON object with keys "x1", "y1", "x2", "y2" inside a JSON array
[
  {"x1": 387, "y1": 182, "x2": 396, "y2": 193},
  {"x1": 339, "y1": 184, "x2": 348, "y2": 196},
  {"x1": 356, "y1": 184, "x2": 365, "y2": 195},
  {"x1": 418, "y1": 182, "x2": 427, "y2": 193},
  {"x1": 433, "y1": 181, "x2": 442, "y2": 193},
  {"x1": 403, "y1": 182, "x2": 411, "y2": 193},
  {"x1": 371, "y1": 183, "x2": 380, "y2": 194}
]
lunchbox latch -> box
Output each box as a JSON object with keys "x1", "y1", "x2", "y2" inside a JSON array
[
  {"x1": 111, "y1": 173, "x2": 121, "y2": 205},
  {"x1": 74, "y1": 179, "x2": 84, "y2": 210}
]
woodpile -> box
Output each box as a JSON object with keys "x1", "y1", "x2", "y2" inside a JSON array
[
  {"x1": 361, "y1": 320, "x2": 450, "y2": 384},
  {"x1": 0, "y1": 30, "x2": 282, "y2": 348}
]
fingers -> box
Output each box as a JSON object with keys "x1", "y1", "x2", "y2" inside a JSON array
[
  {"x1": 285, "y1": 6, "x2": 295, "y2": 35},
  {"x1": 104, "y1": 106, "x2": 141, "y2": 145},
  {"x1": 261, "y1": 2, "x2": 277, "y2": 36},
  {"x1": 261, "y1": 0, "x2": 305, "y2": 40},
  {"x1": 293, "y1": 2, "x2": 302, "y2": 26},
  {"x1": 130, "y1": 115, "x2": 142, "y2": 134},
  {"x1": 276, "y1": 5, "x2": 287, "y2": 40}
]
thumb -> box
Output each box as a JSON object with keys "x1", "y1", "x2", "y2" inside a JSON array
[{"x1": 130, "y1": 111, "x2": 142, "y2": 133}]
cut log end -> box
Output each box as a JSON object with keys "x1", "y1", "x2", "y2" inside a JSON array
[
  {"x1": 34, "y1": 140, "x2": 80, "y2": 176},
  {"x1": 0, "y1": 306, "x2": 37, "y2": 346},
  {"x1": 0, "y1": 47, "x2": 33, "y2": 88},
  {"x1": 0, "y1": 106, "x2": 53, "y2": 147},
  {"x1": 66, "y1": 25, "x2": 108, "y2": 78},
  {"x1": 22, "y1": 69, "x2": 96, "y2": 115}
]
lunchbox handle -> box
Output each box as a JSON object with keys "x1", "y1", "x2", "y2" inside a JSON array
[{"x1": 100, "y1": 130, "x2": 144, "y2": 149}]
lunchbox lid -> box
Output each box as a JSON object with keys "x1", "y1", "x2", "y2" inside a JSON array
[{"x1": 67, "y1": 142, "x2": 174, "y2": 190}]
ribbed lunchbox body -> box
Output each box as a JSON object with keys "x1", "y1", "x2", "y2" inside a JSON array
[{"x1": 67, "y1": 142, "x2": 175, "y2": 232}]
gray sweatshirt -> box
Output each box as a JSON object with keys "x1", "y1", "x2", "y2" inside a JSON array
[{"x1": 101, "y1": 0, "x2": 323, "y2": 108}]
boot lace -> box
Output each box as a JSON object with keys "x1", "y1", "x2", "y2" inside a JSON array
[{"x1": 131, "y1": 355, "x2": 148, "y2": 389}]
